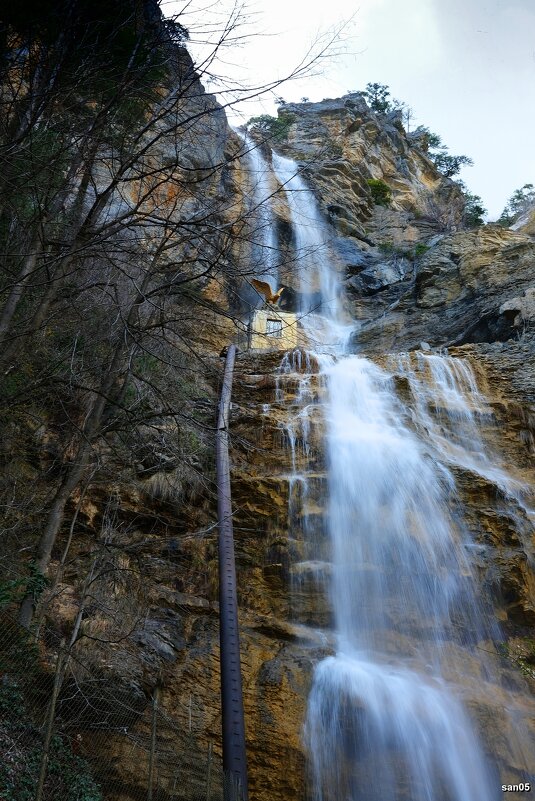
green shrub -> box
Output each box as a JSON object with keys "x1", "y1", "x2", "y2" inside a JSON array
[
  {"x1": 414, "y1": 243, "x2": 430, "y2": 258},
  {"x1": 367, "y1": 179, "x2": 392, "y2": 207},
  {"x1": 247, "y1": 112, "x2": 295, "y2": 142},
  {"x1": 0, "y1": 563, "x2": 49, "y2": 609},
  {"x1": 364, "y1": 83, "x2": 391, "y2": 113},
  {"x1": 377, "y1": 242, "x2": 412, "y2": 259},
  {"x1": 378, "y1": 242, "x2": 395, "y2": 255},
  {"x1": 0, "y1": 679, "x2": 102, "y2": 801}
]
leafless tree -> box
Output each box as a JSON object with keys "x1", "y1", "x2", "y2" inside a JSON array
[{"x1": 0, "y1": 0, "x2": 343, "y2": 628}]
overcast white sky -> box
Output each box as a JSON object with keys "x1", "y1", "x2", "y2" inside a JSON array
[{"x1": 170, "y1": 0, "x2": 535, "y2": 219}]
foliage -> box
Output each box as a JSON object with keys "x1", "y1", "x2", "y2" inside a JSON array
[
  {"x1": 414, "y1": 243, "x2": 430, "y2": 258},
  {"x1": 432, "y1": 153, "x2": 474, "y2": 178},
  {"x1": 377, "y1": 242, "x2": 413, "y2": 259},
  {"x1": 0, "y1": 619, "x2": 40, "y2": 677},
  {"x1": 0, "y1": 576, "x2": 29, "y2": 607},
  {"x1": 165, "y1": 18, "x2": 190, "y2": 43},
  {"x1": 358, "y1": 86, "x2": 473, "y2": 176},
  {"x1": 363, "y1": 82, "x2": 391, "y2": 113},
  {"x1": 452, "y1": 180, "x2": 487, "y2": 228},
  {"x1": 498, "y1": 183, "x2": 535, "y2": 226},
  {"x1": 412, "y1": 126, "x2": 444, "y2": 152},
  {"x1": 411, "y1": 126, "x2": 473, "y2": 178},
  {"x1": 361, "y1": 84, "x2": 414, "y2": 128},
  {"x1": 462, "y1": 191, "x2": 487, "y2": 228},
  {"x1": 2, "y1": 0, "x2": 169, "y2": 108},
  {"x1": 377, "y1": 241, "x2": 435, "y2": 261},
  {"x1": 367, "y1": 179, "x2": 392, "y2": 206},
  {"x1": 247, "y1": 112, "x2": 295, "y2": 142},
  {"x1": 0, "y1": 563, "x2": 49, "y2": 608},
  {"x1": 0, "y1": 679, "x2": 102, "y2": 801}
]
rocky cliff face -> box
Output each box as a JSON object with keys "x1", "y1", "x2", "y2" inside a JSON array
[
  {"x1": 276, "y1": 97, "x2": 462, "y2": 258},
  {"x1": 223, "y1": 97, "x2": 535, "y2": 795},
  {"x1": 277, "y1": 96, "x2": 464, "y2": 244},
  {"x1": 354, "y1": 225, "x2": 535, "y2": 353},
  {"x1": 4, "y1": 79, "x2": 535, "y2": 800}
]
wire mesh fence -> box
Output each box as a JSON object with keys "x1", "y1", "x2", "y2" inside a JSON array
[{"x1": 0, "y1": 610, "x2": 240, "y2": 801}]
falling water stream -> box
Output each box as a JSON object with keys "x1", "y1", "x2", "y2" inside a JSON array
[
  {"x1": 240, "y1": 133, "x2": 280, "y2": 288},
  {"x1": 243, "y1": 145, "x2": 535, "y2": 798},
  {"x1": 305, "y1": 355, "x2": 500, "y2": 801}
]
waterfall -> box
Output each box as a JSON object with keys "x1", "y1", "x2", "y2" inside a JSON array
[
  {"x1": 239, "y1": 132, "x2": 280, "y2": 287},
  {"x1": 271, "y1": 153, "x2": 353, "y2": 350},
  {"x1": 241, "y1": 146, "x2": 535, "y2": 798},
  {"x1": 304, "y1": 355, "x2": 501, "y2": 801},
  {"x1": 270, "y1": 152, "x2": 335, "y2": 315},
  {"x1": 394, "y1": 352, "x2": 534, "y2": 523}
]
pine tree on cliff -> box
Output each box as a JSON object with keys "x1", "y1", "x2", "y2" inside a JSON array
[
  {"x1": 498, "y1": 183, "x2": 535, "y2": 226},
  {"x1": 364, "y1": 82, "x2": 392, "y2": 113}
]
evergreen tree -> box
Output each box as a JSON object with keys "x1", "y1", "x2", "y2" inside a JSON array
[
  {"x1": 364, "y1": 82, "x2": 391, "y2": 113},
  {"x1": 498, "y1": 183, "x2": 535, "y2": 226},
  {"x1": 461, "y1": 190, "x2": 487, "y2": 228},
  {"x1": 411, "y1": 127, "x2": 473, "y2": 178},
  {"x1": 433, "y1": 153, "x2": 474, "y2": 178}
]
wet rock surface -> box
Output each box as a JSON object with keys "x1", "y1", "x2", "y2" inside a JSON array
[
  {"x1": 24, "y1": 92, "x2": 535, "y2": 800},
  {"x1": 350, "y1": 226, "x2": 535, "y2": 353}
]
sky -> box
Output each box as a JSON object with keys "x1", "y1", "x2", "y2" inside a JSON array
[{"x1": 168, "y1": 0, "x2": 535, "y2": 220}]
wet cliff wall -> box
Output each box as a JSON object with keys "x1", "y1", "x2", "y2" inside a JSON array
[{"x1": 1, "y1": 38, "x2": 535, "y2": 801}]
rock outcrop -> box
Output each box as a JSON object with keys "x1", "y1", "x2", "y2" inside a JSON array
[
  {"x1": 276, "y1": 95, "x2": 464, "y2": 246},
  {"x1": 352, "y1": 225, "x2": 535, "y2": 353},
  {"x1": 2, "y1": 75, "x2": 535, "y2": 801}
]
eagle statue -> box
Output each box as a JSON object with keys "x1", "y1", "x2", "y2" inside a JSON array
[{"x1": 251, "y1": 279, "x2": 285, "y2": 306}]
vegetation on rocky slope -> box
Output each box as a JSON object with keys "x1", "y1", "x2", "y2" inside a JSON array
[
  {"x1": 1, "y1": 5, "x2": 535, "y2": 798},
  {"x1": 0, "y1": 0, "x2": 251, "y2": 632},
  {"x1": 498, "y1": 183, "x2": 535, "y2": 226}
]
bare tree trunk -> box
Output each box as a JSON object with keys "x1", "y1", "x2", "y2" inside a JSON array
[
  {"x1": 0, "y1": 238, "x2": 41, "y2": 341},
  {"x1": 34, "y1": 639, "x2": 67, "y2": 801},
  {"x1": 18, "y1": 265, "x2": 153, "y2": 628},
  {"x1": 18, "y1": 439, "x2": 93, "y2": 628}
]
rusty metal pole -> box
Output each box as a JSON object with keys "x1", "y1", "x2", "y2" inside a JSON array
[{"x1": 216, "y1": 345, "x2": 248, "y2": 801}]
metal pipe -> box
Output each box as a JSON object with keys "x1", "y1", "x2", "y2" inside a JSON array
[{"x1": 216, "y1": 345, "x2": 248, "y2": 801}]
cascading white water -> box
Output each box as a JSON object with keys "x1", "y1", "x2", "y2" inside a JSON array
[
  {"x1": 242, "y1": 145, "x2": 535, "y2": 798},
  {"x1": 234, "y1": 128, "x2": 280, "y2": 292},
  {"x1": 271, "y1": 153, "x2": 353, "y2": 350},
  {"x1": 271, "y1": 153, "x2": 333, "y2": 312},
  {"x1": 394, "y1": 352, "x2": 534, "y2": 523},
  {"x1": 239, "y1": 132, "x2": 280, "y2": 287},
  {"x1": 305, "y1": 355, "x2": 502, "y2": 801}
]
